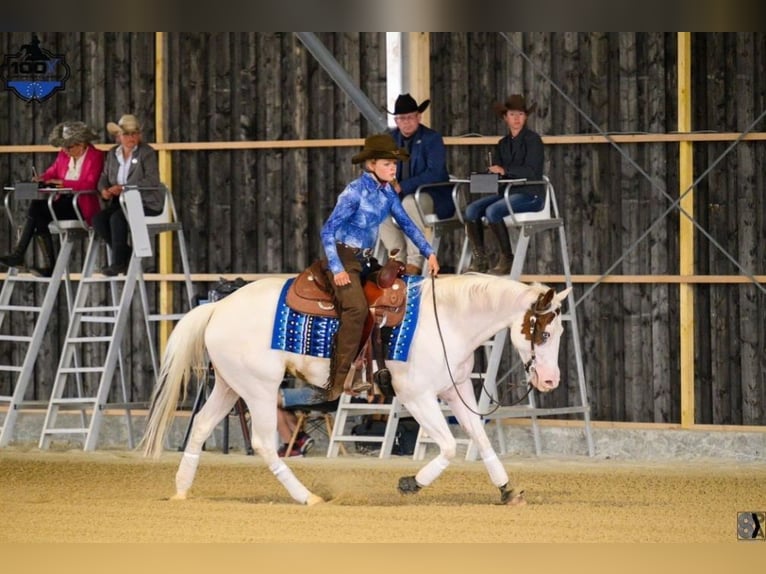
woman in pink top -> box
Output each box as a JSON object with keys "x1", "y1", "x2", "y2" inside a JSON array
[{"x1": 0, "y1": 121, "x2": 104, "y2": 276}]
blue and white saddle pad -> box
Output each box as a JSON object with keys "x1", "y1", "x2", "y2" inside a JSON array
[{"x1": 271, "y1": 275, "x2": 424, "y2": 361}]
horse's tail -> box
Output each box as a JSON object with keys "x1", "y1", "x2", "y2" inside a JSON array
[{"x1": 139, "y1": 302, "x2": 217, "y2": 459}]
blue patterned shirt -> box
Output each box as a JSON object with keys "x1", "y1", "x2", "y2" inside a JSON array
[{"x1": 321, "y1": 171, "x2": 434, "y2": 275}]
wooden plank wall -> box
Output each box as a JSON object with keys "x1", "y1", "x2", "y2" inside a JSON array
[{"x1": 0, "y1": 32, "x2": 764, "y2": 426}]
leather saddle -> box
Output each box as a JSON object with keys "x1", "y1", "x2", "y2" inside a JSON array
[{"x1": 285, "y1": 257, "x2": 408, "y2": 328}]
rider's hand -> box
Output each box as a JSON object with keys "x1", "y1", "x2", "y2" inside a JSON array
[
  {"x1": 334, "y1": 271, "x2": 350, "y2": 286},
  {"x1": 427, "y1": 254, "x2": 440, "y2": 277}
]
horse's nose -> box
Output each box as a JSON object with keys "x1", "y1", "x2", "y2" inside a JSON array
[{"x1": 531, "y1": 367, "x2": 560, "y2": 392}]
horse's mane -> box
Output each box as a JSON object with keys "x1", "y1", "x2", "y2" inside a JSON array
[{"x1": 421, "y1": 274, "x2": 549, "y2": 317}]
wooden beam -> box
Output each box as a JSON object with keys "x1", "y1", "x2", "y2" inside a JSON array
[
  {"x1": 678, "y1": 32, "x2": 695, "y2": 429},
  {"x1": 407, "y1": 33, "x2": 431, "y2": 126},
  {"x1": 155, "y1": 32, "x2": 174, "y2": 355},
  {"x1": 2, "y1": 131, "x2": 765, "y2": 154}
]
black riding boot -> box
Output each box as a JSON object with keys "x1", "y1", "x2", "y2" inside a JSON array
[
  {"x1": 30, "y1": 233, "x2": 56, "y2": 277},
  {"x1": 0, "y1": 217, "x2": 36, "y2": 268},
  {"x1": 488, "y1": 221, "x2": 514, "y2": 275},
  {"x1": 464, "y1": 220, "x2": 489, "y2": 273}
]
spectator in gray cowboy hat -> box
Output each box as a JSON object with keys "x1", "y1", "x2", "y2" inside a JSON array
[
  {"x1": 93, "y1": 114, "x2": 162, "y2": 276},
  {"x1": 463, "y1": 94, "x2": 545, "y2": 274},
  {"x1": 378, "y1": 93, "x2": 450, "y2": 276},
  {"x1": 0, "y1": 120, "x2": 104, "y2": 277}
]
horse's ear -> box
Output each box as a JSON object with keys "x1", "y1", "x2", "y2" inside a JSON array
[
  {"x1": 535, "y1": 289, "x2": 555, "y2": 312},
  {"x1": 553, "y1": 287, "x2": 572, "y2": 306}
]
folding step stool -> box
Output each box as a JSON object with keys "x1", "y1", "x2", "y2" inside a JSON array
[
  {"x1": 38, "y1": 186, "x2": 193, "y2": 451},
  {"x1": 326, "y1": 393, "x2": 409, "y2": 458},
  {"x1": 0, "y1": 188, "x2": 96, "y2": 446}
]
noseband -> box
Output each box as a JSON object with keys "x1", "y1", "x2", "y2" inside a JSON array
[{"x1": 521, "y1": 291, "x2": 561, "y2": 375}]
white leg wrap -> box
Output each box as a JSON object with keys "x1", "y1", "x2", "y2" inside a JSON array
[
  {"x1": 175, "y1": 452, "x2": 201, "y2": 494},
  {"x1": 482, "y1": 453, "x2": 509, "y2": 487},
  {"x1": 269, "y1": 460, "x2": 311, "y2": 504},
  {"x1": 414, "y1": 454, "x2": 450, "y2": 488}
]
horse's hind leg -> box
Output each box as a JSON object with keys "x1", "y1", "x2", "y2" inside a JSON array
[
  {"x1": 173, "y1": 378, "x2": 239, "y2": 500},
  {"x1": 242, "y1": 392, "x2": 324, "y2": 507}
]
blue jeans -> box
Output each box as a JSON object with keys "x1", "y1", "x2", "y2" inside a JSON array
[
  {"x1": 280, "y1": 385, "x2": 324, "y2": 408},
  {"x1": 464, "y1": 193, "x2": 544, "y2": 223}
]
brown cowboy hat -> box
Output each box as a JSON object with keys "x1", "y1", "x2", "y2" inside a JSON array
[
  {"x1": 48, "y1": 121, "x2": 99, "y2": 147},
  {"x1": 106, "y1": 114, "x2": 142, "y2": 136},
  {"x1": 492, "y1": 94, "x2": 537, "y2": 117},
  {"x1": 351, "y1": 133, "x2": 410, "y2": 164},
  {"x1": 388, "y1": 93, "x2": 430, "y2": 115}
]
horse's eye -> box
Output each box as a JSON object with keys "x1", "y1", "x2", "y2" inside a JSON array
[{"x1": 541, "y1": 331, "x2": 550, "y2": 342}]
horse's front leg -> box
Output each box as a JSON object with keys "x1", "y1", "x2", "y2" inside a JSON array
[
  {"x1": 396, "y1": 394, "x2": 457, "y2": 495},
  {"x1": 441, "y1": 384, "x2": 526, "y2": 506}
]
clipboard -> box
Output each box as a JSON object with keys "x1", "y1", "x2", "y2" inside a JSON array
[
  {"x1": 12, "y1": 182, "x2": 46, "y2": 199},
  {"x1": 469, "y1": 173, "x2": 499, "y2": 195}
]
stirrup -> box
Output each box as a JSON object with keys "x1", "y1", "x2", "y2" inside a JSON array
[{"x1": 349, "y1": 379, "x2": 373, "y2": 395}]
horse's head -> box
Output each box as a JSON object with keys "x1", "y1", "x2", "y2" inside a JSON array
[{"x1": 510, "y1": 286, "x2": 572, "y2": 393}]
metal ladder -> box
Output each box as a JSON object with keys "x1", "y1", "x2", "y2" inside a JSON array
[
  {"x1": 467, "y1": 179, "x2": 594, "y2": 459},
  {"x1": 38, "y1": 186, "x2": 193, "y2": 451},
  {"x1": 0, "y1": 222, "x2": 91, "y2": 446}
]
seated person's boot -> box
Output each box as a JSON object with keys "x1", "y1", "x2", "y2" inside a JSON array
[
  {"x1": 29, "y1": 233, "x2": 55, "y2": 278},
  {"x1": 0, "y1": 217, "x2": 35, "y2": 269},
  {"x1": 464, "y1": 220, "x2": 489, "y2": 273},
  {"x1": 488, "y1": 222, "x2": 514, "y2": 275}
]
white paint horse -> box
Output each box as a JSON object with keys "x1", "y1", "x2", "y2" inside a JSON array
[{"x1": 140, "y1": 274, "x2": 571, "y2": 505}]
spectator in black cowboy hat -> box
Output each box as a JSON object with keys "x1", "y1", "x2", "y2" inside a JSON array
[
  {"x1": 463, "y1": 94, "x2": 545, "y2": 274},
  {"x1": 0, "y1": 121, "x2": 104, "y2": 276},
  {"x1": 378, "y1": 93, "x2": 450, "y2": 276}
]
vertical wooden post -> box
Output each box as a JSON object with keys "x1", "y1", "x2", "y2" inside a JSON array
[
  {"x1": 407, "y1": 33, "x2": 431, "y2": 126},
  {"x1": 155, "y1": 32, "x2": 173, "y2": 354},
  {"x1": 678, "y1": 32, "x2": 695, "y2": 427}
]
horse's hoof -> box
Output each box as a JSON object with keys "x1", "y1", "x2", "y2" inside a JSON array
[
  {"x1": 506, "y1": 492, "x2": 526, "y2": 506},
  {"x1": 499, "y1": 484, "x2": 525, "y2": 506},
  {"x1": 397, "y1": 475, "x2": 421, "y2": 495},
  {"x1": 170, "y1": 492, "x2": 188, "y2": 501},
  {"x1": 305, "y1": 493, "x2": 324, "y2": 506}
]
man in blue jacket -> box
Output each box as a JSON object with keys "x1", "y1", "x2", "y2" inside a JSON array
[{"x1": 378, "y1": 94, "x2": 451, "y2": 275}]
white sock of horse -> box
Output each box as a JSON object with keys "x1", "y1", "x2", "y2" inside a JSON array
[
  {"x1": 481, "y1": 453, "x2": 509, "y2": 487},
  {"x1": 269, "y1": 460, "x2": 311, "y2": 504},
  {"x1": 176, "y1": 452, "x2": 201, "y2": 495},
  {"x1": 414, "y1": 454, "x2": 449, "y2": 487}
]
